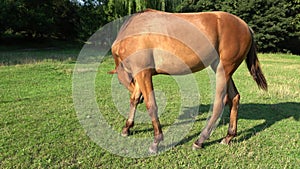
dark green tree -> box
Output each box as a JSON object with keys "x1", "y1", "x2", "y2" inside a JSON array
[
  {"x1": 0, "y1": 0, "x2": 80, "y2": 39},
  {"x1": 103, "y1": 0, "x2": 184, "y2": 22},
  {"x1": 1, "y1": 0, "x2": 298, "y2": 53},
  {"x1": 177, "y1": 0, "x2": 300, "y2": 54}
]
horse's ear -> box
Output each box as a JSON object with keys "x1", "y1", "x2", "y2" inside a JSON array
[{"x1": 107, "y1": 69, "x2": 117, "y2": 74}]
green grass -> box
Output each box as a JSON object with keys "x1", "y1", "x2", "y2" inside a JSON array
[{"x1": 0, "y1": 50, "x2": 299, "y2": 168}]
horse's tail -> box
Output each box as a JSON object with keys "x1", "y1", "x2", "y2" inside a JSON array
[{"x1": 246, "y1": 28, "x2": 268, "y2": 91}]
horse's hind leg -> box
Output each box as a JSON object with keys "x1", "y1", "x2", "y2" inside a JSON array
[
  {"x1": 121, "y1": 82, "x2": 142, "y2": 136},
  {"x1": 221, "y1": 78, "x2": 240, "y2": 144},
  {"x1": 193, "y1": 60, "x2": 228, "y2": 149}
]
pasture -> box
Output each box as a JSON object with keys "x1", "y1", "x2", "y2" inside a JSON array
[{"x1": 0, "y1": 47, "x2": 299, "y2": 168}]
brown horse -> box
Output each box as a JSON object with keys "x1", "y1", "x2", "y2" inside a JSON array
[{"x1": 109, "y1": 9, "x2": 267, "y2": 153}]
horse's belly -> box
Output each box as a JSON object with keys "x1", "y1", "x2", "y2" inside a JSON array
[{"x1": 153, "y1": 44, "x2": 217, "y2": 75}]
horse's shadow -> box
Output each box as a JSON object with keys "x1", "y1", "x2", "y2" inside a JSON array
[
  {"x1": 131, "y1": 102, "x2": 299, "y2": 147},
  {"x1": 177, "y1": 102, "x2": 300, "y2": 147}
]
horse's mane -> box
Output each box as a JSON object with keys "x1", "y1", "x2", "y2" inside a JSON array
[
  {"x1": 118, "y1": 9, "x2": 159, "y2": 33},
  {"x1": 139, "y1": 8, "x2": 160, "y2": 13}
]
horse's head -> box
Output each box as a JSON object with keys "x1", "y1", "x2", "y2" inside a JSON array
[{"x1": 108, "y1": 62, "x2": 134, "y2": 93}]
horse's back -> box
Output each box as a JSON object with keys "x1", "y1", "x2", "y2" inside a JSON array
[{"x1": 112, "y1": 10, "x2": 252, "y2": 75}]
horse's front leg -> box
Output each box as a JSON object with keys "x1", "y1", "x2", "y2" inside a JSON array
[
  {"x1": 121, "y1": 82, "x2": 142, "y2": 136},
  {"x1": 135, "y1": 69, "x2": 163, "y2": 153}
]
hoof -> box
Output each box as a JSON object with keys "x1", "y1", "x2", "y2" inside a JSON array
[
  {"x1": 121, "y1": 126, "x2": 131, "y2": 137},
  {"x1": 220, "y1": 137, "x2": 231, "y2": 145},
  {"x1": 121, "y1": 133, "x2": 128, "y2": 137},
  {"x1": 192, "y1": 142, "x2": 203, "y2": 150},
  {"x1": 149, "y1": 143, "x2": 158, "y2": 154},
  {"x1": 121, "y1": 130, "x2": 129, "y2": 137},
  {"x1": 220, "y1": 139, "x2": 227, "y2": 145}
]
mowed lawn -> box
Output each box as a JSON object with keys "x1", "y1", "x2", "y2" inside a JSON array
[{"x1": 0, "y1": 49, "x2": 299, "y2": 168}]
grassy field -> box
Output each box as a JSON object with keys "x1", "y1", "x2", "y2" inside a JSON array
[{"x1": 0, "y1": 47, "x2": 299, "y2": 168}]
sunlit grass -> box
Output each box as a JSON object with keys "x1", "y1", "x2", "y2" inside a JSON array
[{"x1": 0, "y1": 52, "x2": 299, "y2": 168}]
